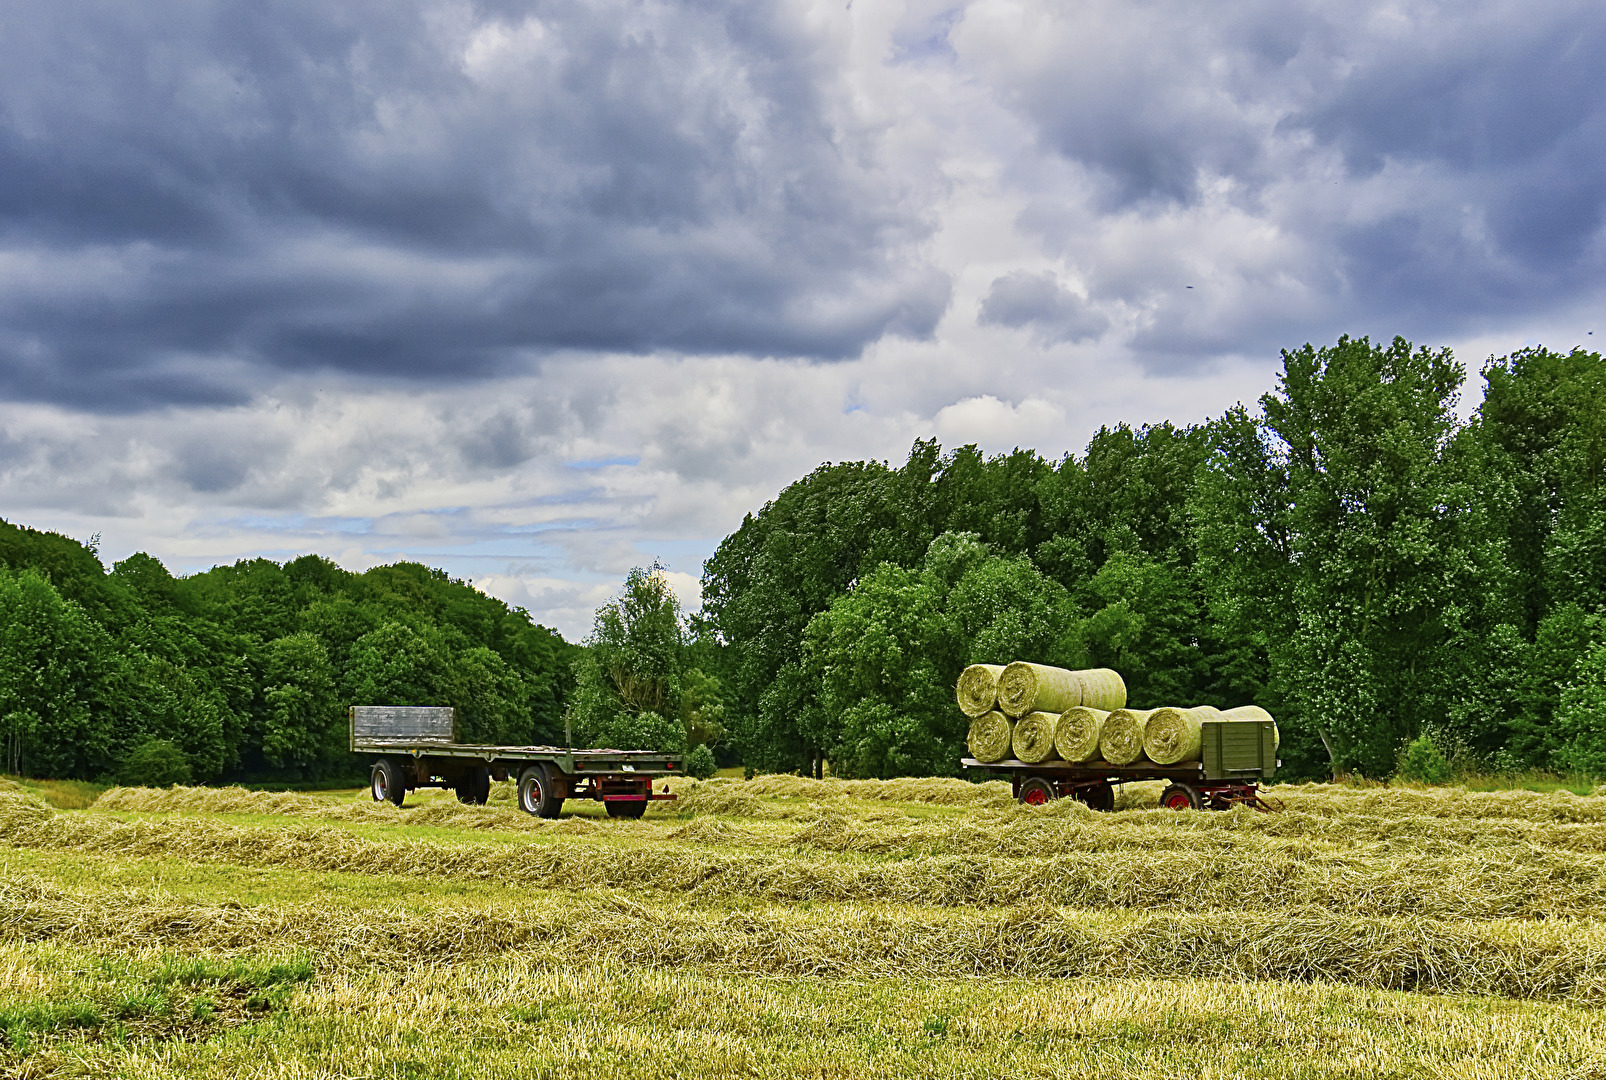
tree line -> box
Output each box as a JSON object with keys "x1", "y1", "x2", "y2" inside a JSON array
[
  {"x1": 695, "y1": 337, "x2": 1606, "y2": 780},
  {"x1": 6, "y1": 335, "x2": 1605, "y2": 785},
  {"x1": 0, "y1": 525, "x2": 576, "y2": 783}
]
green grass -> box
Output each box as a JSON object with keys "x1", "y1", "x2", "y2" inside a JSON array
[
  {"x1": 7, "y1": 775, "x2": 1606, "y2": 1077},
  {"x1": 1, "y1": 775, "x2": 108, "y2": 809}
]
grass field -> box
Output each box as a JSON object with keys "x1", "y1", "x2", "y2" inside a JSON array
[{"x1": 4, "y1": 774, "x2": 1606, "y2": 1078}]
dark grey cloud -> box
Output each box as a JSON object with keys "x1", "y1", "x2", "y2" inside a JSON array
[
  {"x1": 0, "y1": 0, "x2": 950, "y2": 410},
  {"x1": 978, "y1": 0, "x2": 1606, "y2": 358},
  {"x1": 978, "y1": 271, "x2": 1107, "y2": 343}
]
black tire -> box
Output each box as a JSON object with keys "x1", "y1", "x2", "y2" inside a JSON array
[
  {"x1": 371, "y1": 759, "x2": 405, "y2": 807},
  {"x1": 1017, "y1": 777, "x2": 1057, "y2": 805},
  {"x1": 518, "y1": 766, "x2": 563, "y2": 819},
  {"x1": 1160, "y1": 782, "x2": 1201, "y2": 811},
  {"x1": 605, "y1": 799, "x2": 648, "y2": 819},
  {"x1": 1077, "y1": 782, "x2": 1115, "y2": 812},
  {"x1": 456, "y1": 765, "x2": 491, "y2": 805}
]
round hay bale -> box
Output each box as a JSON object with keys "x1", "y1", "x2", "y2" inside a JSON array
[
  {"x1": 966, "y1": 711, "x2": 1014, "y2": 763},
  {"x1": 1054, "y1": 706, "x2": 1108, "y2": 763},
  {"x1": 997, "y1": 662, "x2": 1084, "y2": 718},
  {"x1": 1076, "y1": 668, "x2": 1127, "y2": 711},
  {"x1": 1143, "y1": 706, "x2": 1216, "y2": 765},
  {"x1": 1221, "y1": 704, "x2": 1281, "y2": 752},
  {"x1": 1100, "y1": 709, "x2": 1153, "y2": 765},
  {"x1": 956, "y1": 664, "x2": 1007, "y2": 717},
  {"x1": 1012, "y1": 711, "x2": 1061, "y2": 764}
]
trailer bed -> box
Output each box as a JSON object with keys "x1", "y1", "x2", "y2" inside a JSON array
[
  {"x1": 961, "y1": 718, "x2": 1280, "y2": 812},
  {"x1": 351, "y1": 706, "x2": 682, "y2": 818}
]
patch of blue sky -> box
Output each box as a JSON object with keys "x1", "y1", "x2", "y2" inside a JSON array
[{"x1": 564, "y1": 455, "x2": 641, "y2": 470}]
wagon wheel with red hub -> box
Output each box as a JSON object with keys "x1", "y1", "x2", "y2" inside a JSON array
[
  {"x1": 1159, "y1": 782, "x2": 1201, "y2": 811},
  {"x1": 1018, "y1": 777, "x2": 1057, "y2": 805}
]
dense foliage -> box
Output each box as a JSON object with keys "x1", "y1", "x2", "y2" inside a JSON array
[
  {"x1": 7, "y1": 334, "x2": 1602, "y2": 784},
  {"x1": 566, "y1": 562, "x2": 725, "y2": 754},
  {"x1": 0, "y1": 531, "x2": 576, "y2": 782},
  {"x1": 701, "y1": 338, "x2": 1606, "y2": 779}
]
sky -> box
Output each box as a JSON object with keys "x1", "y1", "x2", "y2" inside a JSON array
[{"x1": 2, "y1": 0, "x2": 1603, "y2": 640}]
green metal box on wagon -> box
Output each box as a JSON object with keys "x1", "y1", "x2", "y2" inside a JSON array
[{"x1": 1201, "y1": 719, "x2": 1278, "y2": 780}]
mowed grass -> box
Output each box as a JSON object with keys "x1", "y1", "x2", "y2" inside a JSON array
[{"x1": 5, "y1": 775, "x2": 1606, "y2": 1077}]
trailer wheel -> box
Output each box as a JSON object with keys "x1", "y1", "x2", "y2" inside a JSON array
[
  {"x1": 1077, "y1": 783, "x2": 1115, "y2": 812},
  {"x1": 517, "y1": 766, "x2": 563, "y2": 819},
  {"x1": 371, "y1": 759, "x2": 405, "y2": 807},
  {"x1": 1018, "y1": 777, "x2": 1056, "y2": 805},
  {"x1": 456, "y1": 765, "x2": 491, "y2": 805},
  {"x1": 1160, "y1": 782, "x2": 1201, "y2": 811},
  {"x1": 605, "y1": 800, "x2": 648, "y2": 820}
]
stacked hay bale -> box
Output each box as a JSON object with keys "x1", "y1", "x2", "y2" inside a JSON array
[
  {"x1": 997, "y1": 663, "x2": 1126, "y2": 717},
  {"x1": 958, "y1": 658, "x2": 1280, "y2": 767},
  {"x1": 966, "y1": 711, "x2": 1014, "y2": 763},
  {"x1": 1220, "y1": 704, "x2": 1281, "y2": 752},
  {"x1": 956, "y1": 665, "x2": 1008, "y2": 718},
  {"x1": 961, "y1": 662, "x2": 1129, "y2": 762},
  {"x1": 1054, "y1": 707, "x2": 1109, "y2": 763},
  {"x1": 1011, "y1": 711, "x2": 1061, "y2": 764},
  {"x1": 1142, "y1": 706, "x2": 1221, "y2": 765},
  {"x1": 1099, "y1": 708, "x2": 1154, "y2": 765}
]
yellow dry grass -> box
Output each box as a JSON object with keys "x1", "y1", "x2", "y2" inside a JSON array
[{"x1": 8, "y1": 940, "x2": 1606, "y2": 1080}]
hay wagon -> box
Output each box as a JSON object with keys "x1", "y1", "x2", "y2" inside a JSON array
[
  {"x1": 962, "y1": 717, "x2": 1280, "y2": 811},
  {"x1": 350, "y1": 705, "x2": 681, "y2": 819}
]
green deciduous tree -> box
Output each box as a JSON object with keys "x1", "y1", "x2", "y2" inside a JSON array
[
  {"x1": 0, "y1": 567, "x2": 116, "y2": 779},
  {"x1": 566, "y1": 563, "x2": 693, "y2": 753},
  {"x1": 1555, "y1": 641, "x2": 1606, "y2": 776},
  {"x1": 1196, "y1": 336, "x2": 1473, "y2": 777},
  {"x1": 261, "y1": 632, "x2": 341, "y2": 772},
  {"x1": 801, "y1": 562, "x2": 955, "y2": 778},
  {"x1": 345, "y1": 622, "x2": 451, "y2": 707}
]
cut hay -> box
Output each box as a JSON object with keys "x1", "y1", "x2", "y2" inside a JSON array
[
  {"x1": 1054, "y1": 707, "x2": 1109, "y2": 763},
  {"x1": 997, "y1": 663, "x2": 1079, "y2": 717},
  {"x1": 737, "y1": 774, "x2": 1014, "y2": 809},
  {"x1": 1075, "y1": 668, "x2": 1127, "y2": 711},
  {"x1": 967, "y1": 711, "x2": 1014, "y2": 763},
  {"x1": 8, "y1": 874, "x2": 1606, "y2": 1002},
  {"x1": 1143, "y1": 706, "x2": 1222, "y2": 765},
  {"x1": 1100, "y1": 709, "x2": 1153, "y2": 765},
  {"x1": 1222, "y1": 704, "x2": 1281, "y2": 751},
  {"x1": 1011, "y1": 711, "x2": 1061, "y2": 764},
  {"x1": 956, "y1": 664, "x2": 1007, "y2": 717}
]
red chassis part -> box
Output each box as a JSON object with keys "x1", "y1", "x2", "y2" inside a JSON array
[{"x1": 1014, "y1": 774, "x2": 1277, "y2": 813}]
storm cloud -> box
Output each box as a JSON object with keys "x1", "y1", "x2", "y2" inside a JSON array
[
  {"x1": 0, "y1": 0, "x2": 950, "y2": 408},
  {"x1": 2, "y1": 0, "x2": 1602, "y2": 634}
]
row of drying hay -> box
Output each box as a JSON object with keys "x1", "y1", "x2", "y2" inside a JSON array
[
  {"x1": 957, "y1": 662, "x2": 1127, "y2": 719},
  {"x1": 8, "y1": 873, "x2": 1606, "y2": 1003},
  {"x1": 11, "y1": 790, "x2": 1606, "y2": 921},
  {"x1": 93, "y1": 783, "x2": 562, "y2": 832},
  {"x1": 731, "y1": 774, "x2": 1016, "y2": 809},
  {"x1": 968, "y1": 703, "x2": 1277, "y2": 765}
]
